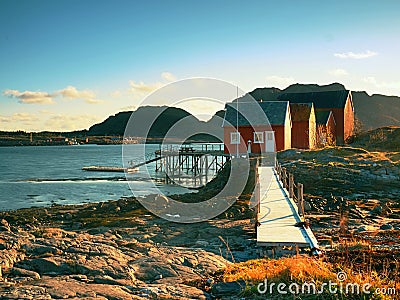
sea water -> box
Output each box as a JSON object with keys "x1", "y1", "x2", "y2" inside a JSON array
[{"x1": 0, "y1": 144, "x2": 193, "y2": 211}]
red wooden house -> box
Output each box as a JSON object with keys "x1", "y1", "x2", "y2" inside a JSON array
[
  {"x1": 222, "y1": 101, "x2": 291, "y2": 155},
  {"x1": 289, "y1": 103, "x2": 317, "y2": 149},
  {"x1": 315, "y1": 110, "x2": 336, "y2": 146},
  {"x1": 278, "y1": 90, "x2": 354, "y2": 144}
]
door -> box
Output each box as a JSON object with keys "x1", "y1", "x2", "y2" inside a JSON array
[{"x1": 265, "y1": 131, "x2": 275, "y2": 152}]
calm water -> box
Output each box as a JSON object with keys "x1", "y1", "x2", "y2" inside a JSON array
[{"x1": 0, "y1": 144, "x2": 192, "y2": 211}]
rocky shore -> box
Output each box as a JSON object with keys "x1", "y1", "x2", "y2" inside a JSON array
[
  {"x1": 0, "y1": 195, "x2": 257, "y2": 299},
  {"x1": 1, "y1": 145, "x2": 399, "y2": 299}
]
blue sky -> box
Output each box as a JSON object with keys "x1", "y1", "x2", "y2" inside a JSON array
[{"x1": 1, "y1": 0, "x2": 399, "y2": 131}]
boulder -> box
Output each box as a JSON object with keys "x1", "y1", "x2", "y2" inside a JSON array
[
  {"x1": 10, "y1": 267, "x2": 41, "y2": 280},
  {"x1": 380, "y1": 224, "x2": 393, "y2": 230},
  {"x1": 211, "y1": 280, "x2": 246, "y2": 296}
]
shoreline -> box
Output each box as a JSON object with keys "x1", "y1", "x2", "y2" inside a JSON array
[{"x1": 1, "y1": 146, "x2": 399, "y2": 298}]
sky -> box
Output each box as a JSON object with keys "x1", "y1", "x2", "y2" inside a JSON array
[{"x1": 1, "y1": 0, "x2": 399, "y2": 132}]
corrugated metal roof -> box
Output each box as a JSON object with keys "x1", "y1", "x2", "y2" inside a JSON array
[
  {"x1": 278, "y1": 90, "x2": 350, "y2": 109},
  {"x1": 223, "y1": 101, "x2": 289, "y2": 126},
  {"x1": 289, "y1": 103, "x2": 314, "y2": 122}
]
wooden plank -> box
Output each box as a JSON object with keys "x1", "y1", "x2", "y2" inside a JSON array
[{"x1": 256, "y1": 167, "x2": 319, "y2": 249}]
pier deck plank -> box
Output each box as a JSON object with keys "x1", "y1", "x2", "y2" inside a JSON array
[{"x1": 257, "y1": 166, "x2": 319, "y2": 248}]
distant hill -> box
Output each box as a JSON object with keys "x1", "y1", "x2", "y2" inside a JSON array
[
  {"x1": 245, "y1": 83, "x2": 400, "y2": 130},
  {"x1": 87, "y1": 83, "x2": 399, "y2": 139},
  {"x1": 88, "y1": 106, "x2": 224, "y2": 142},
  {"x1": 351, "y1": 126, "x2": 400, "y2": 151}
]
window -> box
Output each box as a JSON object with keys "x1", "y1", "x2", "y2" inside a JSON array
[
  {"x1": 267, "y1": 132, "x2": 273, "y2": 140},
  {"x1": 254, "y1": 132, "x2": 264, "y2": 143},
  {"x1": 230, "y1": 132, "x2": 240, "y2": 144}
]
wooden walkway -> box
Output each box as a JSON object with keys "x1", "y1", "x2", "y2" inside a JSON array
[{"x1": 256, "y1": 166, "x2": 320, "y2": 252}]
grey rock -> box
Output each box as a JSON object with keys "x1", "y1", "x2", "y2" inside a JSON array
[
  {"x1": 10, "y1": 267, "x2": 41, "y2": 280},
  {"x1": 24, "y1": 244, "x2": 60, "y2": 257},
  {"x1": 17, "y1": 257, "x2": 70, "y2": 275},
  {"x1": 93, "y1": 275, "x2": 123, "y2": 285},
  {"x1": 380, "y1": 224, "x2": 393, "y2": 230},
  {"x1": 211, "y1": 280, "x2": 246, "y2": 296},
  {"x1": 356, "y1": 225, "x2": 368, "y2": 232}
]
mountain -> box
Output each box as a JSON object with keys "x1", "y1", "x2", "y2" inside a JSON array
[
  {"x1": 88, "y1": 83, "x2": 400, "y2": 139},
  {"x1": 88, "y1": 106, "x2": 224, "y2": 142},
  {"x1": 245, "y1": 83, "x2": 400, "y2": 130},
  {"x1": 352, "y1": 92, "x2": 400, "y2": 130}
]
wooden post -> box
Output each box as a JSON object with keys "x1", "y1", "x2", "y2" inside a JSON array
[
  {"x1": 289, "y1": 173, "x2": 294, "y2": 199},
  {"x1": 297, "y1": 183, "x2": 304, "y2": 217},
  {"x1": 282, "y1": 167, "x2": 287, "y2": 188}
]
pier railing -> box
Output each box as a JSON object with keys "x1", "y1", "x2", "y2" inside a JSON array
[
  {"x1": 255, "y1": 160, "x2": 305, "y2": 220},
  {"x1": 275, "y1": 162, "x2": 305, "y2": 219}
]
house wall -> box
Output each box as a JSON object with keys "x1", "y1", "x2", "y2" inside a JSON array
[
  {"x1": 224, "y1": 125, "x2": 269, "y2": 154},
  {"x1": 309, "y1": 107, "x2": 317, "y2": 149},
  {"x1": 223, "y1": 124, "x2": 289, "y2": 154},
  {"x1": 284, "y1": 107, "x2": 292, "y2": 150},
  {"x1": 291, "y1": 121, "x2": 309, "y2": 149},
  {"x1": 326, "y1": 114, "x2": 336, "y2": 145},
  {"x1": 343, "y1": 95, "x2": 355, "y2": 142},
  {"x1": 316, "y1": 114, "x2": 336, "y2": 147},
  {"x1": 316, "y1": 108, "x2": 344, "y2": 144},
  {"x1": 273, "y1": 125, "x2": 286, "y2": 151}
]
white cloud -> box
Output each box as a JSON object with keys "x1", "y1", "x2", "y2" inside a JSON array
[
  {"x1": 84, "y1": 98, "x2": 105, "y2": 104},
  {"x1": 128, "y1": 72, "x2": 177, "y2": 97},
  {"x1": 119, "y1": 105, "x2": 137, "y2": 111},
  {"x1": 56, "y1": 86, "x2": 96, "y2": 99},
  {"x1": 56, "y1": 86, "x2": 103, "y2": 104},
  {"x1": 110, "y1": 90, "x2": 123, "y2": 98},
  {"x1": 0, "y1": 112, "x2": 39, "y2": 124},
  {"x1": 4, "y1": 85, "x2": 103, "y2": 105},
  {"x1": 161, "y1": 72, "x2": 176, "y2": 82},
  {"x1": 334, "y1": 50, "x2": 378, "y2": 59},
  {"x1": 265, "y1": 75, "x2": 296, "y2": 88},
  {"x1": 329, "y1": 68, "x2": 349, "y2": 77},
  {"x1": 363, "y1": 76, "x2": 400, "y2": 89},
  {"x1": 3, "y1": 89, "x2": 54, "y2": 104},
  {"x1": 358, "y1": 76, "x2": 400, "y2": 96},
  {"x1": 44, "y1": 114, "x2": 101, "y2": 131},
  {"x1": 129, "y1": 80, "x2": 162, "y2": 94}
]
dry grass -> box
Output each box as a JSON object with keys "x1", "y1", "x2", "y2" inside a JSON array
[
  {"x1": 219, "y1": 255, "x2": 399, "y2": 299},
  {"x1": 223, "y1": 256, "x2": 335, "y2": 283}
]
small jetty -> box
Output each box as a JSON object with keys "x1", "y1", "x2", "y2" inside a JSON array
[
  {"x1": 256, "y1": 162, "x2": 320, "y2": 255},
  {"x1": 81, "y1": 144, "x2": 229, "y2": 186},
  {"x1": 82, "y1": 166, "x2": 135, "y2": 173}
]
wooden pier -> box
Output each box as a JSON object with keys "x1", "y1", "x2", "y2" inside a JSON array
[
  {"x1": 82, "y1": 166, "x2": 136, "y2": 173},
  {"x1": 82, "y1": 144, "x2": 229, "y2": 187},
  {"x1": 154, "y1": 144, "x2": 229, "y2": 186},
  {"x1": 256, "y1": 162, "x2": 320, "y2": 255}
]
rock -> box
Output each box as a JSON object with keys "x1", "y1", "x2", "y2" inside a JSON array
[
  {"x1": 1, "y1": 219, "x2": 9, "y2": 227},
  {"x1": 17, "y1": 257, "x2": 70, "y2": 275},
  {"x1": 0, "y1": 219, "x2": 10, "y2": 232},
  {"x1": 129, "y1": 257, "x2": 178, "y2": 281},
  {"x1": 0, "y1": 248, "x2": 25, "y2": 269},
  {"x1": 10, "y1": 267, "x2": 41, "y2": 280},
  {"x1": 195, "y1": 240, "x2": 209, "y2": 247},
  {"x1": 23, "y1": 244, "x2": 60, "y2": 257},
  {"x1": 304, "y1": 201, "x2": 312, "y2": 211},
  {"x1": 380, "y1": 224, "x2": 393, "y2": 230},
  {"x1": 211, "y1": 280, "x2": 246, "y2": 296},
  {"x1": 369, "y1": 206, "x2": 383, "y2": 216},
  {"x1": 356, "y1": 225, "x2": 368, "y2": 232},
  {"x1": 93, "y1": 275, "x2": 124, "y2": 285},
  {"x1": 69, "y1": 274, "x2": 88, "y2": 282}
]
